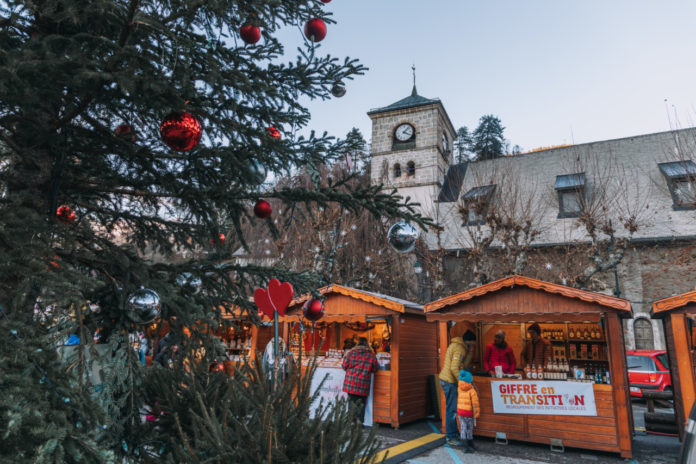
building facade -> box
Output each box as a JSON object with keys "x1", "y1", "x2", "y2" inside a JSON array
[{"x1": 368, "y1": 87, "x2": 696, "y2": 350}]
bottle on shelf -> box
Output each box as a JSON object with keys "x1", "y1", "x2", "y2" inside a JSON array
[
  {"x1": 569, "y1": 327, "x2": 575, "y2": 339},
  {"x1": 525, "y1": 364, "x2": 531, "y2": 379},
  {"x1": 583, "y1": 328, "x2": 590, "y2": 340},
  {"x1": 537, "y1": 364, "x2": 544, "y2": 380},
  {"x1": 531, "y1": 364, "x2": 537, "y2": 380}
]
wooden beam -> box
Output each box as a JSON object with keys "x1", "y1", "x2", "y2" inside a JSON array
[
  {"x1": 669, "y1": 313, "x2": 696, "y2": 440},
  {"x1": 438, "y1": 321, "x2": 448, "y2": 434},
  {"x1": 606, "y1": 312, "x2": 633, "y2": 458},
  {"x1": 391, "y1": 314, "x2": 400, "y2": 428}
]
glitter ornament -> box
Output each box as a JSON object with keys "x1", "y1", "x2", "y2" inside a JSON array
[
  {"x1": 160, "y1": 111, "x2": 202, "y2": 152},
  {"x1": 387, "y1": 221, "x2": 419, "y2": 253}
]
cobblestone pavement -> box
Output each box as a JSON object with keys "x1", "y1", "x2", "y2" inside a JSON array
[{"x1": 373, "y1": 401, "x2": 681, "y2": 464}]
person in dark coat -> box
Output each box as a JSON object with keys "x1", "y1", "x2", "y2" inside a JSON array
[{"x1": 342, "y1": 337, "x2": 379, "y2": 423}]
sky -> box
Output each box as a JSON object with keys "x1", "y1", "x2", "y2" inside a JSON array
[{"x1": 274, "y1": 0, "x2": 696, "y2": 152}]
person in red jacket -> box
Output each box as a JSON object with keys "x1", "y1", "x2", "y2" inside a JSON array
[
  {"x1": 342, "y1": 337, "x2": 379, "y2": 423},
  {"x1": 484, "y1": 330, "x2": 516, "y2": 376}
]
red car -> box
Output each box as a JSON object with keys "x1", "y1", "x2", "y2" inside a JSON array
[{"x1": 626, "y1": 350, "x2": 671, "y2": 398}]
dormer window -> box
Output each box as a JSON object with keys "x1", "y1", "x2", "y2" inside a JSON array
[
  {"x1": 659, "y1": 161, "x2": 696, "y2": 210},
  {"x1": 393, "y1": 163, "x2": 401, "y2": 178},
  {"x1": 393, "y1": 123, "x2": 415, "y2": 151},
  {"x1": 555, "y1": 173, "x2": 586, "y2": 218},
  {"x1": 406, "y1": 161, "x2": 416, "y2": 176},
  {"x1": 461, "y1": 184, "x2": 496, "y2": 225}
]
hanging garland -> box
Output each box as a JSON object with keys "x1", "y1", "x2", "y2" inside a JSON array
[{"x1": 342, "y1": 321, "x2": 374, "y2": 332}]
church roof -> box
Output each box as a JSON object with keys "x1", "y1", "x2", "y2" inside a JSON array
[
  {"x1": 367, "y1": 87, "x2": 441, "y2": 115},
  {"x1": 438, "y1": 163, "x2": 468, "y2": 202}
]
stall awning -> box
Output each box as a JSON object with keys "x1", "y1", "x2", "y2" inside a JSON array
[
  {"x1": 425, "y1": 275, "x2": 632, "y2": 320},
  {"x1": 288, "y1": 284, "x2": 424, "y2": 315},
  {"x1": 651, "y1": 290, "x2": 696, "y2": 317}
]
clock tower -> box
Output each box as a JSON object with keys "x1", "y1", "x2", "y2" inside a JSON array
[{"x1": 367, "y1": 83, "x2": 456, "y2": 217}]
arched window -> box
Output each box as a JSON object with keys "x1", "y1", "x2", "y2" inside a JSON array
[
  {"x1": 393, "y1": 163, "x2": 401, "y2": 178},
  {"x1": 634, "y1": 318, "x2": 655, "y2": 350},
  {"x1": 406, "y1": 161, "x2": 416, "y2": 176}
]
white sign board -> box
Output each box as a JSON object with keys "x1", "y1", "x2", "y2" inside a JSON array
[
  {"x1": 490, "y1": 381, "x2": 597, "y2": 416},
  {"x1": 309, "y1": 367, "x2": 374, "y2": 426}
]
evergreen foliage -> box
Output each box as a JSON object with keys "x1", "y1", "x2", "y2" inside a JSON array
[
  {"x1": 454, "y1": 126, "x2": 472, "y2": 163},
  {"x1": 0, "y1": 1, "x2": 431, "y2": 460},
  {"x1": 471, "y1": 115, "x2": 506, "y2": 161}
]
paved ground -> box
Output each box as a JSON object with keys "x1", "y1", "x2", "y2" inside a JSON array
[{"x1": 373, "y1": 400, "x2": 682, "y2": 464}]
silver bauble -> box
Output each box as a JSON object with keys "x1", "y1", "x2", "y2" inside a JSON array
[
  {"x1": 176, "y1": 272, "x2": 202, "y2": 294},
  {"x1": 249, "y1": 159, "x2": 267, "y2": 185},
  {"x1": 387, "y1": 221, "x2": 419, "y2": 253},
  {"x1": 126, "y1": 288, "x2": 162, "y2": 324},
  {"x1": 331, "y1": 83, "x2": 346, "y2": 98}
]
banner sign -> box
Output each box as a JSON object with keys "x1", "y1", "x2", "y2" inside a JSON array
[
  {"x1": 309, "y1": 367, "x2": 374, "y2": 426},
  {"x1": 490, "y1": 381, "x2": 597, "y2": 416}
]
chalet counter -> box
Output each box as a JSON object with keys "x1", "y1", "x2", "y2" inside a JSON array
[{"x1": 473, "y1": 376, "x2": 623, "y2": 454}]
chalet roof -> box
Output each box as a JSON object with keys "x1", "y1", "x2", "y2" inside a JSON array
[
  {"x1": 289, "y1": 284, "x2": 424, "y2": 314},
  {"x1": 424, "y1": 275, "x2": 632, "y2": 314},
  {"x1": 651, "y1": 290, "x2": 696, "y2": 317}
]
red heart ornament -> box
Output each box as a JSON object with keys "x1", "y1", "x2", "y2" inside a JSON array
[
  {"x1": 254, "y1": 279, "x2": 293, "y2": 318},
  {"x1": 254, "y1": 288, "x2": 274, "y2": 319},
  {"x1": 268, "y1": 279, "x2": 293, "y2": 317}
]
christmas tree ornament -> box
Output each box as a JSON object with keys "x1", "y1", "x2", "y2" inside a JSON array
[
  {"x1": 254, "y1": 199, "x2": 272, "y2": 218},
  {"x1": 56, "y1": 205, "x2": 76, "y2": 224},
  {"x1": 176, "y1": 272, "x2": 202, "y2": 294},
  {"x1": 210, "y1": 232, "x2": 225, "y2": 245},
  {"x1": 387, "y1": 221, "x2": 419, "y2": 253},
  {"x1": 249, "y1": 159, "x2": 267, "y2": 185},
  {"x1": 267, "y1": 126, "x2": 281, "y2": 139},
  {"x1": 160, "y1": 111, "x2": 202, "y2": 152},
  {"x1": 302, "y1": 298, "x2": 325, "y2": 322},
  {"x1": 114, "y1": 123, "x2": 137, "y2": 141},
  {"x1": 321, "y1": 0, "x2": 331, "y2": 3},
  {"x1": 304, "y1": 18, "x2": 327, "y2": 42},
  {"x1": 126, "y1": 288, "x2": 162, "y2": 325},
  {"x1": 239, "y1": 23, "x2": 261, "y2": 44},
  {"x1": 254, "y1": 279, "x2": 294, "y2": 318},
  {"x1": 331, "y1": 83, "x2": 346, "y2": 98}
]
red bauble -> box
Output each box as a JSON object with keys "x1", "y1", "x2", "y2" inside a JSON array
[
  {"x1": 115, "y1": 123, "x2": 136, "y2": 142},
  {"x1": 303, "y1": 298, "x2": 325, "y2": 322},
  {"x1": 56, "y1": 205, "x2": 76, "y2": 225},
  {"x1": 211, "y1": 233, "x2": 226, "y2": 245},
  {"x1": 267, "y1": 126, "x2": 281, "y2": 139},
  {"x1": 209, "y1": 362, "x2": 225, "y2": 373},
  {"x1": 304, "y1": 18, "x2": 327, "y2": 42},
  {"x1": 254, "y1": 199, "x2": 272, "y2": 219},
  {"x1": 240, "y1": 23, "x2": 261, "y2": 44},
  {"x1": 160, "y1": 111, "x2": 202, "y2": 152},
  {"x1": 321, "y1": 0, "x2": 331, "y2": 3}
]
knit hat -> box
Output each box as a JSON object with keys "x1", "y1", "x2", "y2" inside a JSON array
[
  {"x1": 462, "y1": 330, "x2": 476, "y2": 341},
  {"x1": 459, "y1": 369, "x2": 473, "y2": 383}
]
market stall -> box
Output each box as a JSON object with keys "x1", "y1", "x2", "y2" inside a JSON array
[
  {"x1": 651, "y1": 291, "x2": 696, "y2": 439},
  {"x1": 218, "y1": 307, "x2": 274, "y2": 372},
  {"x1": 425, "y1": 275, "x2": 634, "y2": 458},
  {"x1": 280, "y1": 284, "x2": 438, "y2": 428}
]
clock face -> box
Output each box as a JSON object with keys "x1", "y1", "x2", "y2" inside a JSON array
[{"x1": 394, "y1": 123, "x2": 414, "y2": 142}]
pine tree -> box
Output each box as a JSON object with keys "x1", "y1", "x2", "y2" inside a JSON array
[
  {"x1": 0, "y1": 1, "x2": 431, "y2": 461},
  {"x1": 471, "y1": 115, "x2": 506, "y2": 161},
  {"x1": 454, "y1": 126, "x2": 473, "y2": 163}
]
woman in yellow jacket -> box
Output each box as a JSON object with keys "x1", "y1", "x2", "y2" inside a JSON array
[{"x1": 457, "y1": 369, "x2": 480, "y2": 453}]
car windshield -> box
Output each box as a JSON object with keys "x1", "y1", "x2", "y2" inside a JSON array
[{"x1": 656, "y1": 353, "x2": 669, "y2": 369}]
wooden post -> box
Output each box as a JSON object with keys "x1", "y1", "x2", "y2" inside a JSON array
[
  {"x1": 605, "y1": 312, "x2": 633, "y2": 458},
  {"x1": 390, "y1": 314, "x2": 400, "y2": 428},
  {"x1": 438, "y1": 321, "x2": 448, "y2": 434},
  {"x1": 668, "y1": 313, "x2": 696, "y2": 440}
]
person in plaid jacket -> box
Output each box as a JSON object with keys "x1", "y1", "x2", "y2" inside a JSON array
[{"x1": 342, "y1": 337, "x2": 379, "y2": 423}]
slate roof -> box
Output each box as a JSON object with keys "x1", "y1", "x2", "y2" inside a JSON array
[
  {"x1": 437, "y1": 163, "x2": 468, "y2": 202},
  {"x1": 367, "y1": 87, "x2": 441, "y2": 115}
]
